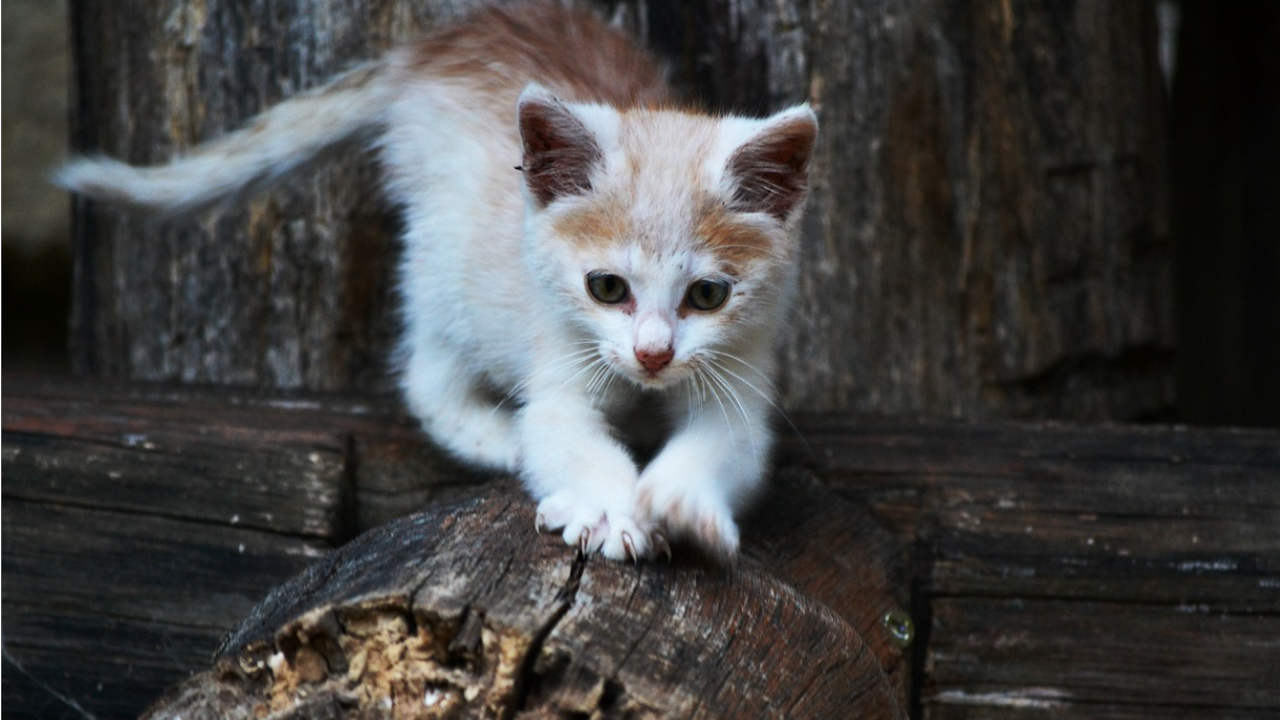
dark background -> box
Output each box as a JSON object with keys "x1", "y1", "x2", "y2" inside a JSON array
[{"x1": 4, "y1": 0, "x2": 1278, "y2": 427}]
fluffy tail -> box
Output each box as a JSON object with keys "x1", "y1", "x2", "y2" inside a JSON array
[{"x1": 55, "y1": 61, "x2": 392, "y2": 214}]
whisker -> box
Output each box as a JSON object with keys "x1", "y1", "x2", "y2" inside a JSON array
[
  {"x1": 698, "y1": 365, "x2": 737, "y2": 448},
  {"x1": 704, "y1": 361, "x2": 760, "y2": 461},
  {"x1": 492, "y1": 346, "x2": 599, "y2": 414},
  {"x1": 707, "y1": 350, "x2": 810, "y2": 456},
  {"x1": 552, "y1": 356, "x2": 609, "y2": 396},
  {"x1": 585, "y1": 359, "x2": 614, "y2": 402},
  {"x1": 708, "y1": 349, "x2": 776, "y2": 385}
]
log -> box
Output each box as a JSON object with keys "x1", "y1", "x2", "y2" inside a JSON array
[
  {"x1": 135, "y1": 474, "x2": 908, "y2": 719},
  {"x1": 67, "y1": 0, "x2": 1173, "y2": 421}
]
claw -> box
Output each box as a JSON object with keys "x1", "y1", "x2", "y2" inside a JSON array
[
  {"x1": 535, "y1": 513, "x2": 547, "y2": 535},
  {"x1": 621, "y1": 531, "x2": 637, "y2": 564},
  {"x1": 578, "y1": 527, "x2": 592, "y2": 554},
  {"x1": 651, "y1": 529, "x2": 672, "y2": 562}
]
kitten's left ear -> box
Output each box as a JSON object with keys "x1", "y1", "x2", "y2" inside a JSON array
[
  {"x1": 518, "y1": 84, "x2": 603, "y2": 208},
  {"x1": 725, "y1": 105, "x2": 819, "y2": 221}
]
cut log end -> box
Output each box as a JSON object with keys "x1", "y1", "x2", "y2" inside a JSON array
[{"x1": 139, "y1": 474, "x2": 909, "y2": 719}]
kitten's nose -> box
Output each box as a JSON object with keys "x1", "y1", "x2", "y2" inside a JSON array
[{"x1": 635, "y1": 346, "x2": 674, "y2": 374}]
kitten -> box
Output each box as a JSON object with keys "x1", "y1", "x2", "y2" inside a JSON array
[{"x1": 57, "y1": 2, "x2": 817, "y2": 561}]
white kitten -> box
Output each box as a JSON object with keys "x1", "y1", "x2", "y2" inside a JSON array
[{"x1": 57, "y1": 3, "x2": 817, "y2": 561}]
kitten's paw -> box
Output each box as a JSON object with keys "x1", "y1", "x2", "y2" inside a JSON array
[
  {"x1": 536, "y1": 493, "x2": 657, "y2": 562},
  {"x1": 637, "y1": 483, "x2": 741, "y2": 558}
]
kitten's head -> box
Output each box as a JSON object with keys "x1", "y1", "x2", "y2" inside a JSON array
[{"x1": 517, "y1": 85, "x2": 817, "y2": 391}]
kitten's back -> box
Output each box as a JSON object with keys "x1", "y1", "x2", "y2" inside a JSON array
[{"x1": 402, "y1": 4, "x2": 670, "y2": 109}]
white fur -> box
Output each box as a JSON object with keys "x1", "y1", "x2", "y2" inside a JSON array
[
  {"x1": 55, "y1": 63, "x2": 391, "y2": 213},
  {"x1": 57, "y1": 34, "x2": 816, "y2": 562}
]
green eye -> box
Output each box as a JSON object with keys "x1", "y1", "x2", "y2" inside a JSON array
[
  {"x1": 686, "y1": 278, "x2": 731, "y2": 311},
  {"x1": 586, "y1": 272, "x2": 629, "y2": 304}
]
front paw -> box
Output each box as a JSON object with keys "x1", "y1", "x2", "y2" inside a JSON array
[
  {"x1": 636, "y1": 480, "x2": 741, "y2": 558},
  {"x1": 535, "y1": 492, "x2": 663, "y2": 562}
]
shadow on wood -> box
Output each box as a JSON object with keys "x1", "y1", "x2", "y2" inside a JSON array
[{"x1": 138, "y1": 475, "x2": 909, "y2": 719}]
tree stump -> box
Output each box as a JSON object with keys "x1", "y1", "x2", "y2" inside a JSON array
[{"x1": 137, "y1": 474, "x2": 910, "y2": 719}]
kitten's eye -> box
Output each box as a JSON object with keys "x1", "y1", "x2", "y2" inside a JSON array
[
  {"x1": 686, "y1": 278, "x2": 731, "y2": 311},
  {"x1": 586, "y1": 272, "x2": 629, "y2": 305}
]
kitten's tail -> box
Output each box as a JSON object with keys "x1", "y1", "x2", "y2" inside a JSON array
[{"x1": 55, "y1": 61, "x2": 393, "y2": 214}]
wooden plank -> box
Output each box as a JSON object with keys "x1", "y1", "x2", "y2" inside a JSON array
[
  {"x1": 924, "y1": 696, "x2": 1280, "y2": 720},
  {"x1": 3, "y1": 500, "x2": 328, "y2": 626},
  {"x1": 923, "y1": 598, "x2": 1280, "y2": 717},
  {"x1": 785, "y1": 418, "x2": 1280, "y2": 611},
  {"x1": 3, "y1": 374, "x2": 487, "y2": 533},
  {"x1": 779, "y1": 416, "x2": 1280, "y2": 719},
  {"x1": 2, "y1": 377, "x2": 362, "y2": 719},
  {"x1": 3, "y1": 430, "x2": 346, "y2": 539},
  {"x1": 2, "y1": 499, "x2": 330, "y2": 719},
  {"x1": 928, "y1": 467, "x2": 1279, "y2": 610},
  {"x1": 786, "y1": 416, "x2": 1280, "y2": 477},
  {"x1": 4, "y1": 606, "x2": 237, "y2": 720}
]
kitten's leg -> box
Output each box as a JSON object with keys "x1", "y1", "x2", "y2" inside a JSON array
[
  {"x1": 401, "y1": 343, "x2": 520, "y2": 473},
  {"x1": 636, "y1": 359, "x2": 776, "y2": 557},
  {"x1": 517, "y1": 351, "x2": 655, "y2": 561}
]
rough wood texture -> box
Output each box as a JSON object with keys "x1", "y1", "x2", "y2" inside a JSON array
[
  {"x1": 782, "y1": 418, "x2": 1280, "y2": 718},
  {"x1": 2, "y1": 376, "x2": 910, "y2": 719},
  {"x1": 68, "y1": 0, "x2": 1173, "y2": 421},
  {"x1": 136, "y1": 476, "x2": 906, "y2": 719},
  {"x1": 6, "y1": 377, "x2": 1278, "y2": 719}
]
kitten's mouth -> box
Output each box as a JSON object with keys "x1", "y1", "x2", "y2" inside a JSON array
[
  {"x1": 624, "y1": 361, "x2": 685, "y2": 390},
  {"x1": 640, "y1": 368, "x2": 677, "y2": 387}
]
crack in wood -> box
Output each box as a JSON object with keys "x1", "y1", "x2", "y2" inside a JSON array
[{"x1": 506, "y1": 550, "x2": 588, "y2": 718}]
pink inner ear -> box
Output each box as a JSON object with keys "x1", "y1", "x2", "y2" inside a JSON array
[
  {"x1": 518, "y1": 95, "x2": 602, "y2": 207},
  {"x1": 727, "y1": 115, "x2": 817, "y2": 221}
]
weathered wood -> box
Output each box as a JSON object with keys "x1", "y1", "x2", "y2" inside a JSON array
[
  {"x1": 2, "y1": 378, "x2": 362, "y2": 719},
  {"x1": 927, "y1": 598, "x2": 1280, "y2": 715},
  {"x1": 779, "y1": 417, "x2": 1280, "y2": 717},
  {"x1": 2, "y1": 376, "x2": 908, "y2": 719},
  {"x1": 6, "y1": 377, "x2": 1277, "y2": 718},
  {"x1": 135, "y1": 476, "x2": 906, "y2": 719},
  {"x1": 68, "y1": 0, "x2": 1173, "y2": 421}
]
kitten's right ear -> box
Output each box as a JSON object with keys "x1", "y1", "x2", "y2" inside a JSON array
[
  {"x1": 518, "y1": 84, "x2": 602, "y2": 208},
  {"x1": 725, "y1": 105, "x2": 818, "y2": 221}
]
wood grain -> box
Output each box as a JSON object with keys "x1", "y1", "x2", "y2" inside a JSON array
[
  {"x1": 3, "y1": 376, "x2": 908, "y2": 719},
  {"x1": 68, "y1": 0, "x2": 1173, "y2": 421},
  {"x1": 139, "y1": 479, "x2": 905, "y2": 719},
  {"x1": 779, "y1": 416, "x2": 1280, "y2": 718},
  {"x1": 6, "y1": 377, "x2": 1276, "y2": 718}
]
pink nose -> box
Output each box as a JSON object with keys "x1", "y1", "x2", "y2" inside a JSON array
[{"x1": 635, "y1": 347, "x2": 674, "y2": 374}]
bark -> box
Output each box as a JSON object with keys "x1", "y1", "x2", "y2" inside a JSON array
[
  {"x1": 131, "y1": 474, "x2": 908, "y2": 719},
  {"x1": 70, "y1": 0, "x2": 1173, "y2": 420}
]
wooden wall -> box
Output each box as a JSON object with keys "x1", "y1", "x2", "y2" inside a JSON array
[{"x1": 68, "y1": 0, "x2": 1174, "y2": 421}]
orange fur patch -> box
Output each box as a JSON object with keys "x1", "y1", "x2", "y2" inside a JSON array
[
  {"x1": 407, "y1": 3, "x2": 669, "y2": 107},
  {"x1": 550, "y1": 199, "x2": 632, "y2": 249},
  {"x1": 694, "y1": 202, "x2": 777, "y2": 274}
]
